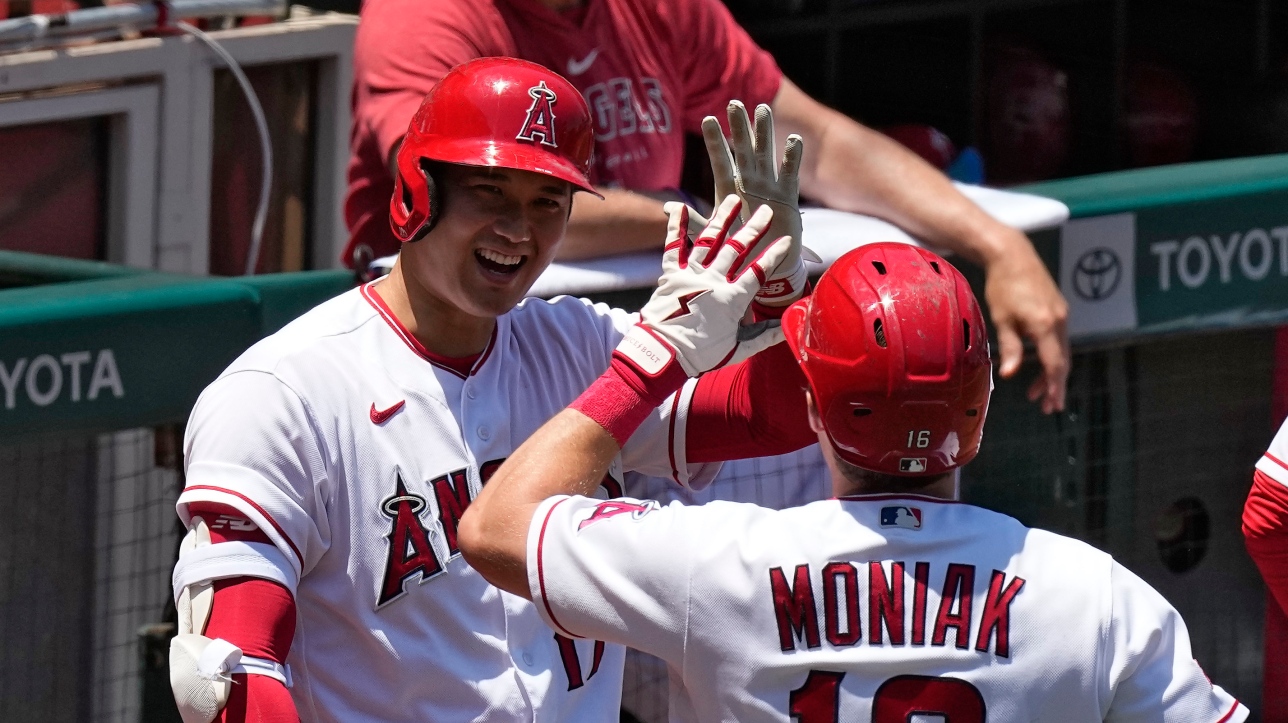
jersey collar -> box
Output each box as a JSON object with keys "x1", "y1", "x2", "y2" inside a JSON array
[
  {"x1": 835, "y1": 492, "x2": 960, "y2": 504},
  {"x1": 361, "y1": 281, "x2": 497, "y2": 379}
]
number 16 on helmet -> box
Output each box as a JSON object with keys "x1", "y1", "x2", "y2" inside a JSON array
[{"x1": 782, "y1": 242, "x2": 993, "y2": 476}]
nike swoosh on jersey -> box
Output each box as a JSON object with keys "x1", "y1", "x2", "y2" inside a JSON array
[
  {"x1": 370, "y1": 400, "x2": 406, "y2": 424},
  {"x1": 567, "y1": 48, "x2": 600, "y2": 76}
]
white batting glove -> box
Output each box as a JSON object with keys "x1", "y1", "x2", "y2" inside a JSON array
[
  {"x1": 620, "y1": 195, "x2": 791, "y2": 380},
  {"x1": 702, "y1": 101, "x2": 815, "y2": 307}
]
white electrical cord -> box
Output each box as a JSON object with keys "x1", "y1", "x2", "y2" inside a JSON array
[{"x1": 176, "y1": 20, "x2": 273, "y2": 276}]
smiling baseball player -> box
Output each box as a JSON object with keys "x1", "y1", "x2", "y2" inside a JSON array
[
  {"x1": 167, "y1": 58, "x2": 816, "y2": 722},
  {"x1": 461, "y1": 242, "x2": 1248, "y2": 723}
]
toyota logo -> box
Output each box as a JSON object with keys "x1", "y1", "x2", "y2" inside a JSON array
[{"x1": 1072, "y1": 247, "x2": 1122, "y2": 301}]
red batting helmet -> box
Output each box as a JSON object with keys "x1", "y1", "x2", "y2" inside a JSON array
[
  {"x1": 782, "y1": 243, "x2": 992, "y2": 476},
  {"x1": 390, "y1": 57, "x2": 599, "y2": 243}
]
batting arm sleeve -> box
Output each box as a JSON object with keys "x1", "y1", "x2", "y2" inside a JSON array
[
  {"x1": 1102, "y1": 562, "x2": 1247, "y2": 723},
  {"x1": 178, "y1": 370, "x2": 334, "y2": 581},
  {"x1": 527, "y1": 495, "x2": 693, "y2": 666},
  {"x1": 686, "y1": 339, "x2": 814, "y2": 463},
  {"x1": 1247, "y1": 420, "x2": 1288, "y2": 616},
  {"x1": 186, "y1": 501, "x2": 299, "y2": 723}
]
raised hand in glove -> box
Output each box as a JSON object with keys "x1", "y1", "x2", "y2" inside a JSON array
[
  {"x1": 569, "y1": 196, "x2": 790, "y2": 448},
  {"x1": 701, "y1": 101, "x2": 814, "y2": 307},
  {"x1": 619, "y1": 194, "x2": 791, "y2": 381}
]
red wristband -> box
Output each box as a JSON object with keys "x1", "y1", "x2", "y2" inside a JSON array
[{"x1": 571, "y1": 335, "x2": 689, "y2": 447}]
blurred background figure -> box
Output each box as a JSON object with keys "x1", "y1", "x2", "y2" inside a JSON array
[
  {"x1": 984, "y1": 43, "x2": 1070, "y2": 185},
  {"x1": 1122, "y1": 58, "x2": 1198, "y2": 169},
  {"x1": 881, "y1": 123, "x2": 984, "y2": 183}
]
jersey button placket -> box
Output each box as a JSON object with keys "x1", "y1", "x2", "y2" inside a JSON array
[{"x1": 477, "y1": 426, "x2": 490, "y2": 441}]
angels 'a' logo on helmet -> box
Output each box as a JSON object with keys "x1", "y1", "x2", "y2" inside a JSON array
[{"x1": 517, "y1": 81, "x2": 559, "y2": 148}]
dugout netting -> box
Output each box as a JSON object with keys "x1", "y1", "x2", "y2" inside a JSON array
[{"x1": 0, "y1": 426, "x2": 184, "y2": 723}]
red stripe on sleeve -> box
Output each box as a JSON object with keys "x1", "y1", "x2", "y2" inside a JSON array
[
  {"x1": 536, "y1": 498, "x2": 581, "y2": 639},
  {"x1": 184, "y1": 485, "x2": 303, "y2": 566},
  {"x1": 1265, "y1": 451, "x2": 1288, "y2": 474},
  {"x1": 1214, "y1": 700, "x2": 1242, "y2": 723}
]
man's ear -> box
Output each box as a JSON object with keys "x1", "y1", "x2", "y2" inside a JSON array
[{"x1": 805, "y1": 390, "x2": 825, "y2": 435}]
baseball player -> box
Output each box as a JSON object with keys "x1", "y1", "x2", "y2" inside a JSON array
[
  {"x1": 461, "y1": 243, "x2": 1249, "y2": 723},
  {"x1": 350, "y1": 0, "x2": 1071, "y2": 416},
  {"x1": 166, "y1": 58, "x2": 815, "y2": 722},
  {"x1": 1245, "y1": 415, "x2": 1288, "y2": 615}
]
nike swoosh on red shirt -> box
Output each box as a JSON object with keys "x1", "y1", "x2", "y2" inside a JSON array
[
  {"x1": 370, "y1": 400, "x2": 406, "y2": 424},
  {"x1": 567, "y1": 48, "x2": 600, "y2": 76}
]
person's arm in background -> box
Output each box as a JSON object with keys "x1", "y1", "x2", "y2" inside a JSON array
[
  {"x1": 771, "y1": 79, "x2": 1069, "y2": 413},
  {"x1": 559, "y1": 188, "x2": 676, "y2": 260}
]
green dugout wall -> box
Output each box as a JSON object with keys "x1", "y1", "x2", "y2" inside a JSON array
[
  {"x1": 2, "y1": 154, "x2": 1287, "y2": 720},
  {"x1": 1026, "y1": 154, "x2": 1288, "y2": 342},
  {"x1": 969, "y1": 154, "x2": 1288, "y2": 720},
  {"x1": 0, "y1": 258, "x2": 353, "y2": 722},
  {"x1": 0, "y1": 257, "x2": 353, "y2": 439}
]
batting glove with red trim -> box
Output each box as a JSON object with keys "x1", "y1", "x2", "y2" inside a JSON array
[
  {"x1": 617, "y1": 195, "x2": 791, "y2": 384},
  {"x1": 702, "y1": 101, "x2": 816, "y2": 307}
]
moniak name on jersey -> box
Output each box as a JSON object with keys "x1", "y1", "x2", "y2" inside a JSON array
[{"x1": 769, "y1": 560, "x2": 1026, "y2": 658}]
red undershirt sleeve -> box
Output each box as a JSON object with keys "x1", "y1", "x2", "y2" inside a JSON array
[
  {"x1": 686, "y1": 338, "x2": 814, "y2": 464},
  {"x1": 186, "y1": 501, "x2": 299, "y2": 723},
  {"x1": 1244, "y1": 469, "x2": 1288, "y2": 617}
]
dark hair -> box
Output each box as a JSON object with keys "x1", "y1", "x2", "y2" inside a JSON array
[{"x1": 834, "y1": 454, "x2": 950, "y2": 494}]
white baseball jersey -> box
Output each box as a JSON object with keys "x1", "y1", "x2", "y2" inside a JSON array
[
  {"x1": 529, "y1": 493, "x2": 1248, "y2": 723},
  {"x1": 1256, "y1": 415, "x2": 1288, "y2": 487},
  {"x1": 176, "y1": 282, "x2": 719, "y2": 722}
]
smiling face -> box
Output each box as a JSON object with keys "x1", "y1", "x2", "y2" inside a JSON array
[{"x1": 399, "y1": 163, "x2": 573, "y2": 321}]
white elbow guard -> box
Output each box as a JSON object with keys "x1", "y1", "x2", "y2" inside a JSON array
[
  {"x1": 169, "y1": 516, "x2": 295, "y2": 723},
  {"x1": 170, "y1": 634, "x2": 292, "y2": 723}
]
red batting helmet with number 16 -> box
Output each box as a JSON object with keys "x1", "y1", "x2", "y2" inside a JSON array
[
  {"x1": 390, "y1": 57, "x2": 600, "y2": 244},
  {"x1": 782, "y1": 243, "x2": 992, "y2": 476}
]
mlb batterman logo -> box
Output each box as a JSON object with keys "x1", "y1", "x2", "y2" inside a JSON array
[{"x1": 880, "y1": 505, "x2": 922, "y2": 530}]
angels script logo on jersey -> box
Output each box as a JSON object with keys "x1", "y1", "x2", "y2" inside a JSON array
[{"x1": 517, "y1": 81, "x2": 559, "y2": 148}]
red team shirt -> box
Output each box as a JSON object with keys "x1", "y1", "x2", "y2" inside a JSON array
[{"x1": 345, "y1": 0, "x2": 783, "y2": 262}]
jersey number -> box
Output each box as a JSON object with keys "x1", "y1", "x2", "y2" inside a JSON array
[{"x1": 789, "y1": 670, "x2": 985, "y2": 722}]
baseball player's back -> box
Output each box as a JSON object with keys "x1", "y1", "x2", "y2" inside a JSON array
[{"x1": 529, "y1": 492, "x2": 1246, "y2": 723}]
